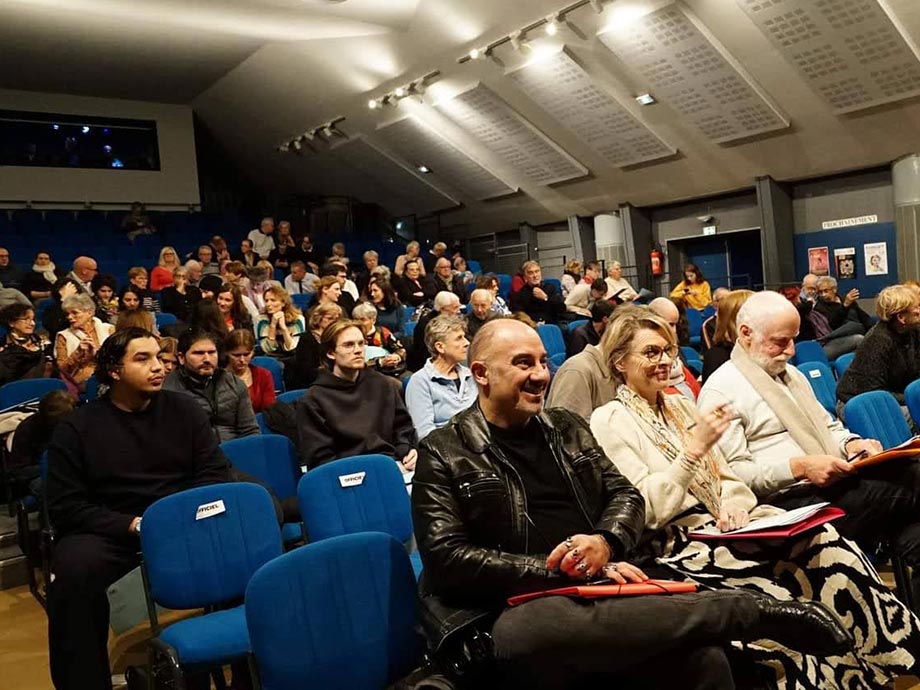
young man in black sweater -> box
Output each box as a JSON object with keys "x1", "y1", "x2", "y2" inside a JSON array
[
  {"x1": 297, "y1": 320, "x2": 417, "y2": 471},
  {"x1": 46, "y1": 328, "x2": 230, "y2": 690}
]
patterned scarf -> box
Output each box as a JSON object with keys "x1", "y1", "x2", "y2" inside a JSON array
[{"x1": 614, "y1": 385, "x2": 723, "y2": 518}]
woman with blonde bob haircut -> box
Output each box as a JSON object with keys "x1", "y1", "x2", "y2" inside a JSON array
[
  {"x1": 836, "y1": 283, "x2": 920, "y2": 414},
  {"x1": 589, "y1": 305, "x2": 920, "y2": 688},
  {"x1": 255, "y1": 285, "x2": 305, "y2": 355},
  {"x1": 701, "y1": 290, "x2": 753, "y2": 382},
  {"x1": 561, "y1": 258, "x2": 583, "y2": 297}
]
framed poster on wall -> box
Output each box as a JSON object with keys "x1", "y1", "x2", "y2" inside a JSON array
[
  {"x1": 864, "y1": 242, "x2": 888, "y2": 276},
  {"x1": 793, "y1": 222, "x2": 896, "y2": 298},
  {"x1": 808, "y1": 247, "x2": 829, "y2": 276},
  {"x1": 834, "y1": 247, "x2": 856, "y2": 279}
]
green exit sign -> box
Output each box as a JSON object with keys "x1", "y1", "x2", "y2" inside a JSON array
[{"x1": 702, "y1": 225, "x2": 717, "y2": 236}]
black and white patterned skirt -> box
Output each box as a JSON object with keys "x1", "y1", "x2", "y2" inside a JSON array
[{"x1": 648, "y1": 521, "x2": 920, "y2": 689}]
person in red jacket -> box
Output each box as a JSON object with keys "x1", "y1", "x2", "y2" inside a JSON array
[{"x1": 225, "y1": 328, "x2": 276, "y2": 413}]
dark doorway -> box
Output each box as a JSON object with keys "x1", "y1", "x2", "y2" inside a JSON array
[{"x1": 668, "y1": 229, "x2": 764, "y2": 291}]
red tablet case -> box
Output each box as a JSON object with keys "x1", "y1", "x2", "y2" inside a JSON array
[{"x1": 507, "y1": 580, "x2": 698, "y2": 607}]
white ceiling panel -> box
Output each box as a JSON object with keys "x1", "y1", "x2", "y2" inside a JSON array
[
  {"x1": 506, "y1": 47, "x2": 676, "y2": 169},
  {"x1": 598, "y1": 2, "x2": 790, "y2": 144},
  {"x1": 331, "y1": 138, "x2": 459, "y2": 215},
  {"x1": 374, "y1": 115, "x2": 517, "y2": 200},
  {"x1": 434, "y1": 83, "x2": 589, "y2": 186},
  {"x1": 735, "y1": 0, "x2": 920, "y2": 113}
]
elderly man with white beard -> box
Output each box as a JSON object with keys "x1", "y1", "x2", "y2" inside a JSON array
[{"x1": 699, "y1": 290, "x2": 920, "y2": 608}]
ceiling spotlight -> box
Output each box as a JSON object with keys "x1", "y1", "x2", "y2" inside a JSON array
[
  {"x1": 545, "y1": 18, "x2": 559, "y2": 36},
  {"x1": 635, "y1": 93, "x2": 657, "y2": 106},
  {"x1": 469, "y1": 47, "x2": 481, "y2": 60},
  {"x1": 394, "y1": 86, "x2": 406, "y2": 98},
  {"x1": 368, "y1": 99, "x2": 379, "y2": 109},
  {"x1": 292, "y1": 140, "x2": 302, "y2": 151},
  {"x1": 322, "y1": 125, "x2": 335, "y2": 138},
  {"x1": 417, "y1": 164, "x2": 432, "y2": 174},
  {"x1": 589, "y1": 0, "x2": 604, "y2": 12},
  {"x1": 509, "y1": 30, "x2": 523, "y2": 51}
]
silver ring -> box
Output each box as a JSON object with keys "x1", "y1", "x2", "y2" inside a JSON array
[
  {"x1": 564, "y1": 537, "x2": 574, "y2": 549},
  {"x1": 577, "y1": 562, "x2": 588, "y2": 573}
]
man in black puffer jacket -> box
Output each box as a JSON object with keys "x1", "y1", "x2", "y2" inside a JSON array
[
  {"x1": 162, "y1": 328, "x2": 259, "y2": 443},
  {"x1": 412, "y1": 319, "x2": 851, "y2": 690}
]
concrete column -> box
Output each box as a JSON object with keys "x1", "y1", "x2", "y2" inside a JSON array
[
  {"x1": 893, "y1": 154, "x2": 920, "y2": 281},
  {"x1": 755, "y1": 175, "x2": 796, "y2": 288},
  {"x1": 619, "y1": 203, "x2": 653, "y2": 289}
]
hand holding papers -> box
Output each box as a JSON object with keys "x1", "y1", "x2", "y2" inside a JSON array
[{"x1": 689, "y1": 503, "x2": 844, "y2": 541}]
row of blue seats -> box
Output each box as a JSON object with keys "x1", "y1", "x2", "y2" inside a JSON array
[
  {"x1": 139, "y1": 450, "x2": 420, "y2": 689},
  {"x1": 18, "y1": 434, "x2": 419, "y2": 688},
  {"x1": 100, "y1": 385, "x2": 920, "y2": 688}
]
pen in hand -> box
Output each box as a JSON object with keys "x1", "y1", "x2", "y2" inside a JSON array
[{"x1": 846, "y1": 449, "x2": 868, "y2": 463}]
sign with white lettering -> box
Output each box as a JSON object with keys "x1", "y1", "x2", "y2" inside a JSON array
[
  {"x1": 195, "y1": 500, "x2": 226, "y2": 520},
  {"x1": 338, "y1": 471, "x2": 367, "y2": 488},
  {"x1": 821, "y1": 215, "x2": 878, "y2": 230}
]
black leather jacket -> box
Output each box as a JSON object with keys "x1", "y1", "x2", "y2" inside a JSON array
[{"x1": 412, "y1": 403, "x2": 645, "y2": 651}]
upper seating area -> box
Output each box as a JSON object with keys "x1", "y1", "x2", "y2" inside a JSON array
[{"x1": 2, "y1": 209, "x2": 244, "y2": 287}]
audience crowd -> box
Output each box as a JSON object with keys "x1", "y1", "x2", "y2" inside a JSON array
[{"x1": 5, "y1": 212, "x2": 920, "y2": 690}]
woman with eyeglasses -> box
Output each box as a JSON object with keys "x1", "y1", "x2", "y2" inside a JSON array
[
  {"x1": 0, "y1": 303, "x2": 53, "y2": 384},
  {"x1": 589, "y1": 305, "x2": 920, "y2": 688},
  {"x1": 225, "y1": 328, "x2": 275, "y2": 413}
]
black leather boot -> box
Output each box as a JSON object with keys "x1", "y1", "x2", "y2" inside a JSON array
[{"x1": 749, "y1": 597, "x2": 853, "y2": 657}]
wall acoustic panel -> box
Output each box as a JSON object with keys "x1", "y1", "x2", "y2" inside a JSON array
[
  {"x1": 736, "y1": 0, "x2": 920, "y2": 113},
  {"x1": 433, "y1": 83, "x2": 589, "y2": 186},
  {"x1": 597, "y1": 3, "x2": 789, "y2": 144},
  {"x1": 506, "y1": 47, "x2": 676, "y2": 168},
  {"x1": 332, "y1": 138, "x2": 459, "y2": 214},
  {"x1": 375, "y1": 116, "x2": 517, "y2": 201}
]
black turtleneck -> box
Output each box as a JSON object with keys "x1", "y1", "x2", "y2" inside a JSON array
[{"x1": 836, "y1": 322, "x2": 920, "y2": 404}]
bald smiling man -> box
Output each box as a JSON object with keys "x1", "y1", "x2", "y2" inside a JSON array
[{"x1": 412, "y1": 318, "x2": 850, "y2": 690}]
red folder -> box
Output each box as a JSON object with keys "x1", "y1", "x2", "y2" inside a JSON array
[
  {"x1": 689, "y1": 506, "x2": 844, "y2": 541},
  {"x1": 507, "y1": 580, "x2": 698, "y2": 607}
]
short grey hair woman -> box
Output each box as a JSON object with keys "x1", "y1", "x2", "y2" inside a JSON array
[
  {"x1": 55, "y1": 293, "x2": 114, "y2": 390},
  {"x1": 405, "y1": 315, "x2": 478, "y2": 440}
]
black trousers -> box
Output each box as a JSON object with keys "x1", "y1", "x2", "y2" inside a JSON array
[
  {"x1": 47, "y1": 534, "x2": 141, "y2": 690},
  {"x1": 772, "y1": 459, "x2": 920, "y2": 604},
  {"x1": 490, "y1": 589, "x2": 761, "y2": 690}
]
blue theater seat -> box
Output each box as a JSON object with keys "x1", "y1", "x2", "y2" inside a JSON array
[
  {"x1": 141, "y1": 483, "x2": 282, "y2": 686},
  {"x1": 245, "y1": 533, "x2": 420, "y2": 690}
]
